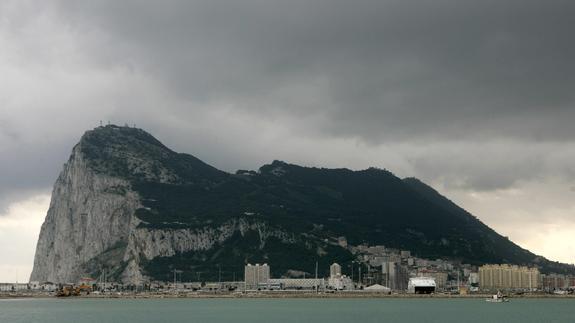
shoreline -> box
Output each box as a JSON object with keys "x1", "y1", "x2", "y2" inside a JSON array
[{"x1": 2, "y1": 292, "x2": 574, "y2": 300}]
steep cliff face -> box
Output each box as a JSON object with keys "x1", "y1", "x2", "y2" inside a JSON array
[
  {"x1": 31, "y1": 125, "x2": 575, "y2": 284},
  {"x1": 30, "y1": 143, "x2": 140, "y2": 283}
]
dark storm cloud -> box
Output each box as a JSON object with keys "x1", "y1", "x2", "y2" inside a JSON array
[
  {"x1": 409, "y1": 143, "x2": 550, "y2": 191},
  {"x1": 1, "y1": 0, "x2": 575, "y2": 206},
  {"x1": 55, "y1": 0, "x2": 575, "y2": 142},
  {"x1": 0, "y1": 136, "x2": 73, "y2": 212}
]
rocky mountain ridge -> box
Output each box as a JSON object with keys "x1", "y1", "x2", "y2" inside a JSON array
[{"x1": 30, "y1": 125, "x2": 574, "y2": 284}]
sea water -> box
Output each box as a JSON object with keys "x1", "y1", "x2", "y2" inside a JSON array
[{"x1": 0, "y1": 298, "x2": 573, "y2": 323}]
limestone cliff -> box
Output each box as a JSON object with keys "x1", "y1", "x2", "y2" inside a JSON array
[
  {"x1": 30, "y1": 140, "x2": 140, "y2": 283},
  {"x1": 30, "y1": 125, "x2": 292, "y2": 284}
]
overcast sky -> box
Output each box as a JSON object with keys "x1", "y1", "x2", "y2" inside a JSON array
[{"x1": 1, "y1": 0, "x2": 574, "y2": 282}]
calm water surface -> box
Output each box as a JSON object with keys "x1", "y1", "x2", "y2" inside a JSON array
[{"x1": 0, "y1": 298, "x2": 573, "y2": 323}]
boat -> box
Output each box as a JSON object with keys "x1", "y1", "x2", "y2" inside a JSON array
[{"x1": 486, "y1": 291, "x2": 509, "y2": 303}]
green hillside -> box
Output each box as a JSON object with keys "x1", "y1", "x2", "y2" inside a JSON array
[{"x1": 78, "y1": 125, "x2": 575, "y2": 281}]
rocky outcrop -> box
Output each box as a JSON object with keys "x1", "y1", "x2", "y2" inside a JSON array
[
  {"x1": 128, "y1": 219, "x2": 294, "y2": 261},
  {"x1": 121, "y1": 219, "x2": 294, "y2": 283},
  {"x1": 30, "y1": 142, "x2": 140, "y2": 283},
  {"x1": 30, "y1": 129, "x2": 293, "y2": 284}
]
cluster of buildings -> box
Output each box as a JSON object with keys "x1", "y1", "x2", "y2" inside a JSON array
[
  {"x1": 244, "y1": 263, "x2": 329, "y2": 291},
  {"x1": 240, "y1": 243, "x2": 460, "y2": 294},
  {"x1": 3, "y1": 244, "x2": 574, "y2": 295},
  {"x1": 240, "y1": 244, "x2": 575, "y2": 294},
  {"x1": 478, "y1": 264, "x2": 575, "y2": 292},
  {"x1": 351, "y1": 244, "x2": 467, "y2": 292},
  {"x1": 541, "y1": 273, "x2": 575, "y2": 292},
  {"x1": 0, "y1": 281, "x2": 58, "y2": 293},
  {"x1": 241, "y1": 261, "x2": 451, "y2": 294}
]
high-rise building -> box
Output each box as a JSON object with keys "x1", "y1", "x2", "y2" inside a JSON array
[
  {"x1": 382, "y1": 261, "x2": 408, "y2": 290},
  {"x1": 542, "y1": 274, "x2": 568, "y2": 290},
  {"x1": 468, "y1": 273, "x2": 479, "y2": 285},
  {"x1": 479, "y1": 264, "x2": 540, "y2": 290},
  {"x1": 244, "y1": 263, "x2": 270, "y2": 289},
  {"x1": 330, "y1": 263, "x2": 342, "y2": 278}
]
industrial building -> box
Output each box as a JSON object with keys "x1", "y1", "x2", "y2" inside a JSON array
[
  {"x1": 245, "y1": 263, "x2": 327, "y2": 291},
  {"x1": 268, "y1": 278, "x2": 325, "y2": 290},
  {"x1": 417, "y1": 270, "x2": 448, "y2": 291},
  {"x1": 408, "y1": 277, "x2": 436, "y2": 294},
  {"x1": 0, "y1": 283, "x2": 30, "y2": 292}
]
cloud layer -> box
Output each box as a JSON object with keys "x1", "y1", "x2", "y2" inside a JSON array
[{"x1": 53, "y1": 0, "x2": 575, "y2": 141}]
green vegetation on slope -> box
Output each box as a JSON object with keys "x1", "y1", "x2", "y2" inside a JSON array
[{"x1": 78, "y1": 125, "x2": 575, "y2": 279}]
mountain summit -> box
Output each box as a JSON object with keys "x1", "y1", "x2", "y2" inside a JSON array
[{"x1": 30, "y1": 125, "x2": 573, "y2": 283}]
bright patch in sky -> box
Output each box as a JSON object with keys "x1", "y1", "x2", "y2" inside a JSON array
[
  {"x1": 444, "y1": 179, "x2": 575, "y2": 265},
  {"x1": 0, "y1": 194, "x2": 50, "y2": 282}
]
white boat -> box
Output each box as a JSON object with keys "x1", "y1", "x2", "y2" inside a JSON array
[{"x1": 486, "y1": 291, "x2": 509, "y2": 303}]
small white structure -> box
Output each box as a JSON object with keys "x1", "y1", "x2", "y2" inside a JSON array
[
  {"x1": 29, "y1": 281, "x2": 41, "y2": 290},
  {"x1": 328, "y1": 275, "x2": 354, "y2": 290},
  {"x1": 41, "y1": 282, "x2": 57, "y2": 291},
  {"x1": 408, "y1": 277, "x2": 436, "y2": 294},
  {"x1": 364, "y1": 284, "x2": 391, "y2": 293}
]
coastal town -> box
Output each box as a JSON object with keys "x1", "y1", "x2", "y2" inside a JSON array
[{"x1": 2, "y1": 244, "x2": 574, "y2": 298}]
